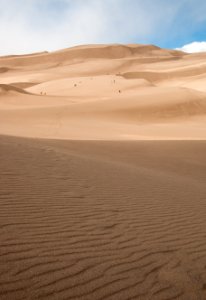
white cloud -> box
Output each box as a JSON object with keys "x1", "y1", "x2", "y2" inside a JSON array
[{"x1": 176, "y1": 42, "x2": 206, "y2": 53}]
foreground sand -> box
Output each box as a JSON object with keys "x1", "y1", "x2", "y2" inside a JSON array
[{"x1": 0, "y1": 135, "x2": 206, "y2": 300}]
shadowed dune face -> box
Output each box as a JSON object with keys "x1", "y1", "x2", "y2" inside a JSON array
[
  {"x1": 0, "y1": 67, "x2": 11, "y2": 73},
  {"x1": 0, "y1": 136, "x2": 206, "y2": 300},
  {"x1": 0, "y1": 84, "x2": 31, "y2": 95},
  {"x1": 0, "y1": 44, "x2": 205, "y2": 140}
]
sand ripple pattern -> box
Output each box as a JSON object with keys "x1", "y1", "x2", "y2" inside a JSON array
[{"x1": 0, "y1": 137, "x2": 206, "y2": 300}]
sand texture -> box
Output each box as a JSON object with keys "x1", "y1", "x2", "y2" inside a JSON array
[
  {"x1": 0, "y1": 44, "x2": 206, "y2": 299},
  {"x1": 0, "y1": 136, "x2": 206, "y2": 299},
  {"x1": 0, "y1": 44, "x2": 206, "y2": 140}
]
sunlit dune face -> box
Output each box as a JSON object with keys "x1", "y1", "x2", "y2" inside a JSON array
[{"x1": 0, "y1": 44, "x2": 205, "y2": 140}]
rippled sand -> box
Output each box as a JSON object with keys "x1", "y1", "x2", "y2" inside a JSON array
[{"x1": 0, "y1": 136, "x2": 206, "y2": 300}]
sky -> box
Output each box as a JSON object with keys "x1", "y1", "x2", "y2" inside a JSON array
[{"x1": 0, "y1": 0, "x2": 206, "y2": 55}]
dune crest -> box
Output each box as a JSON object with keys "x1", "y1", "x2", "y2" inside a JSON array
[{"x1": 0, "y1": 44, "x2": 185, "y2": 68}]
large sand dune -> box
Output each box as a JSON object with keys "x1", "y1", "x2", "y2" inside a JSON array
[
  {"x1": 0, "y1": 44, "x2": 206, "y2": 300},
  {"x1": 0, "y1": 44, "x2": 205, "y2": 140}
]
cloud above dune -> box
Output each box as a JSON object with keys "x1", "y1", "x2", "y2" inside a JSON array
[
  {"x1": 176, "y1": 42, "x2": 206, "y2": 53},
  {"x1": 0, "y1": 0, "x2": 206, "y2": 55}
]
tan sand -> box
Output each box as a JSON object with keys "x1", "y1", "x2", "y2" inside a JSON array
[
  {"x1": 0, "y1": 44, "x2": 205, "y2": 140},
  {"x1": 0, "y1": 44, "x2": 206, "y2": 299},
  {"x1": 0, "y1": 136, "x2": 206, "y2": 300}
]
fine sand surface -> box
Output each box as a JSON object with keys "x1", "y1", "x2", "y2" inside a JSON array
[
  {"x1": 0, "y1": 136, "x2": 206, "y2": 300},
  {"x1": 0, "y1": 44, "x2": 206, "y2": 300},
  {"x1": 0, "y1": 44, "x2": 206, "y2": 140}
]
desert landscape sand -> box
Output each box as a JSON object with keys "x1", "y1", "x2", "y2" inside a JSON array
[
  {"x1": 0, "y1": 44, "x2": 206, "y2": 140},
  {"x1": 0, "y1": 44, "x2": 206, "y2": 299}
]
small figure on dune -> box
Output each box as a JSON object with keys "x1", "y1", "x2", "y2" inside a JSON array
[
  {"x1": 74, "y1": 84, "x2": 77, "y2": 87},
  {"x1": 40, "y1": 91, "x2": 43, "y2": 95},
  {"x1": 119, "y1": 90, "x2": 121, "y2": 93}
]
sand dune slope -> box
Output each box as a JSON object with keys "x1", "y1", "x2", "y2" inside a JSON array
[
  {"x1": 0, "y1": 44, "x2": 206, "y2": 140},
  {"x1": 0, "y1": 85, "x2": 205, "y2": 140},
  {"x1": 0, "y1": 136, "x2": 206, "y2": 300}
]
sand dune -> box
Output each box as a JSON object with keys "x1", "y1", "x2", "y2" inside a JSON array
[
  {"x1": 0, "y1": 43, "x2": 205, "y2": 140},
  {"x1": 0, "y1": 44, "x2": 184, "y2": 68}
]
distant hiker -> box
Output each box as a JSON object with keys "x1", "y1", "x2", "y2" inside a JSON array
[{"x1": 119, "y1": 90, "x2": 121, "y2": 93}]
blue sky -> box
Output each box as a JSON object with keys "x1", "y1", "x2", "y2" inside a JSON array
[{"x1": 0, "y1": 0, "x2": 206, "y2": 55}]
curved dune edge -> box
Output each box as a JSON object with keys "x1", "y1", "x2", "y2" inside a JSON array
[
  {"x1": 0, "y1": 84, "x2": 31, "y2": 95},
  {"x1": 120, "y1": 65, "x2": 206, "y2": 82},
  {"x1": 10, "y1": 82, "x2": 39, "y2": 89}
]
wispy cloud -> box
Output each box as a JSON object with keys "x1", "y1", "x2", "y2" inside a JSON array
[{"x1": 0, "y1": 0, "x2": 206, "y2": 55}]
